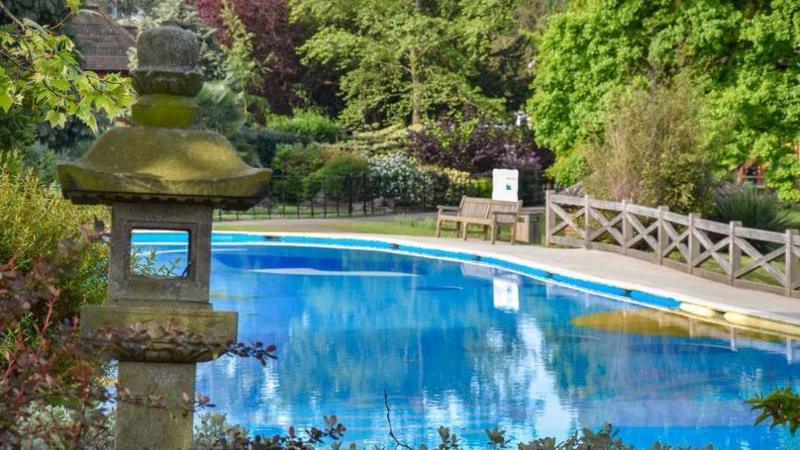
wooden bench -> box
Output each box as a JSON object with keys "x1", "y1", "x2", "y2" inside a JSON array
[{"x1": 436, "y1": 196, "x2": 523, "y2": 244}]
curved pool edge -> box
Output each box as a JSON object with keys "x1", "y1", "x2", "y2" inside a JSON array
[{"x1": 141, "y1": 230, "x2": 800, "y2": 338}]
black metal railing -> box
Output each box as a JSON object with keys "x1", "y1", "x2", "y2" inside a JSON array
[{"x1": 215, "y1": 173, "x2": 547, "y2": 221}]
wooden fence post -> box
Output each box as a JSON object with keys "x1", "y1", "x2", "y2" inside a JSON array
[
  {"x1": 785, "y1": 229, "x2": 798, "y2": 297},
  {"x1": 657, "y1": 206, "x2": 668, "y2": 265},
  {"x1": 584, "y1": 195, "x2": 591, "y2": 249},
  {"x1": 544, "y1": 190, "x2": 555, "y2": 247},
  {"x1": 622, "y1": 199, "x2": 631, "y2": 255},
  {"x1": 688, "y1": 213, "x2": 697, "y2": 274},
  {"x1": 729, "y1": 221, "x2": 741, "y2": 285}
]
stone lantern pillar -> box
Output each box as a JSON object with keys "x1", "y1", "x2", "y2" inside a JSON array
[{"x1": 57, "y1": 24, "x2": 270, "y2": 450}]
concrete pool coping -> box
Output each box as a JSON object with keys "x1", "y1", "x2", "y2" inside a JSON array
[{"x1": 139, "y1": 230, "x2": 800, "y2": 337}]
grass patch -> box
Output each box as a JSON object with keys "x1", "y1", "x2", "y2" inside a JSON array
[
  {"x1": 214, "y1": 218, "x2": 438, "y2": 237},
  {"x1": 665, "y1": 250, "x2": 783, "y2": 287},
  {"x1": 214, "y1": 217, "x2": 522, "y2": 241}
]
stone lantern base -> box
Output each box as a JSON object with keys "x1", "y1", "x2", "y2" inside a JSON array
[
  {"x1": 81, "y1": 305, "x2": 238, "y2": 450},
  {"x1": 116, "y1": 362, "x2": 196, "y2": 450}
]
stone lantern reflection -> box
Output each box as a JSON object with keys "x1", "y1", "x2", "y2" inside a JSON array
[{"x1": 57, "y1": 24, "x2": 270, "y2": 450}]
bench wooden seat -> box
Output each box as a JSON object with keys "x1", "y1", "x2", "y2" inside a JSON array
[{"x1": 436, "y1": 196, "x2": 523, "y2": 244}]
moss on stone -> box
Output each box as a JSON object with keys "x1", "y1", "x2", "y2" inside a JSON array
[
  {"x1": 58, "y1": 126, "x2": 270, "y2": 207},
  {"x1": 131, "y1": 95, "x2": 198, "y2": 128}
]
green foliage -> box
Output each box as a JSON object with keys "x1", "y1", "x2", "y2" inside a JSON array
[
  {"x1": 0, "y1": 0, "x2": 68, "y2": 26},
  {"x1": 307, "y1": 153, "x2": 370, "y2": 199},
  {"x1": 0, "y1": 4, "x2": 135, "y2": 150},
  {"x1": 272, "y1": 143, "x2": 325, "y2": 179},
  {"x1": 424, "y1": 165, "x2": 491, "y2": 204},
  {"x1": 192, "y1": 413, "x2": 249, "y2": 450},
  {"x1": 14, "y1": 403, "x2": 113, "y2": 449},
  {"x1": 197, "y1": 81, "x2": 248, "y2": 138},
  {"x1": 190, "y1": 414, "x2": 715, "y2": 450},
  {"x1": 749, "y1": 386, "x2": 800, "y2": 436},
  {"x1": 219, "y1": 0, "x2": 263, "y2": 93},
  {"x1": 582, "y1": 77, "x2": 719, "y2": 214},
  {"x1": 267, "y1": 111, "x2": 344, "y2": 143},
  {"x1": 0, "y1": 152, "x2": 108, "y2": 321},
  {"x1": 711, "y1": 187, "x2": 797, "y2": 232},
  {"x1": 528, "y1": 0, "x2": 800, "y2": 200},
  {"x1": 292, "y1": 0, "x2": 512, "y2": 128},
  {"x1": 514, "y1": 423, "x2": 710, "y2": 450},
  {"x1": 130, "y1": 248, "x2": 181, "y2": 278},
  {"x1": 230, "y1": 125, "x2": 309, "y2": 167},
  {"x1": 322, "y1": 125, "x2": 408, "y2": 156}
]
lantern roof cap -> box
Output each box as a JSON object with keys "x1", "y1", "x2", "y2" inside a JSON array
[{"x1": 57, "y1": 24, "x2": 269, "y2": 209}]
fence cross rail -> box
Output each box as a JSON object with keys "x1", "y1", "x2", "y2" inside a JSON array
[{"x1": 545, "y1": 191, "x2": 800, "y2": 298}]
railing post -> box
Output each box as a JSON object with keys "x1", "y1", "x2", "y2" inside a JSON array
[
  {"x1": 362, "y1": 172, "x2": 367, "y2": 215},
  {"x1": 688, "y1": 213, "x2": 697, "y2": 274},
  {"x1": 583, "y1": 195, "x2": 591, "y2": 249},
  {"x1": 347, "y1": 176, "x2": 354, "y2": 216},
  {"x1": 729, "y1": 221, "x2": 741, "y2": 285},
  {"x1": 785, "y1": 229, "x2": 798, "y2": 297},
  {"x1": 545, "y1": 190, "x2": 554, "y2": 247},
  {"x1": 622, "y1": 199, "x2": 631, "y2": 255},
  {"x1": 657, "y1": 206, "x2": 668, "y2": 265}
]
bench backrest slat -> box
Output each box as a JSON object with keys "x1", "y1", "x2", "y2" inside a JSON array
[
  {"x1": 489, "y1": 199, "x2": 523, "y2": 223},
  {"x1": 457, "y1": 197, "x2": 521, "y2": 220},
  {"x1": 460, "y1": 197, "x2": 492, "y2": 218}
]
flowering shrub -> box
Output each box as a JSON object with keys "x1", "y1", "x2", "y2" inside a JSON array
[
  {"x1": 407, "y1": 117, "x2": 553, "y2": 176},
  {"x1": 368, "y1": 154, "x2": 426, "y2": 204},
  {"x1": 421, "y1": 166, "x2": 491, "y2": 205},
  {"x1": 366, "y1": 155, "x2": 493, "y2": 207}
]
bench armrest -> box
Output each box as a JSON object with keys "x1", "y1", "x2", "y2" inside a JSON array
[
  {"x1": 492, "y1": 211, "x2": 520, "y2": 223},
  {"x1": 520, "y1": 206, "x2": 545, "y2": 214},
  {"x1": 437, "y1": 205, "x2": 460, "y2": 214}
]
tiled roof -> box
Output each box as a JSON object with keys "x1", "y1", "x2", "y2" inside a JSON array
[{"x1": 71, "y1": 5, "x2": 136, "y2": 73}]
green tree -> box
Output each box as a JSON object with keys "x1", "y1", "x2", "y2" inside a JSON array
[
  {"x1": 217, "y1": 0, "x2": 263, "y2": 110},
  {"x1": 292, "y1": 0, "x2": 515, "y2": 128},
  {"x1": 0, "y1": 0, "x2": 67, "y2": 26},
  {"x1": 0, "y1": 0, "x2": 135, "y2": 150},
  {"x1": 472, "y1": 0, "x2": 568, "y2": 113},
  {"x1": 582, "y1": 76, "x2": 720, "y2": 213},
  {"x1": 528, "y1": 0, "x2": 800, "y2": 200}
]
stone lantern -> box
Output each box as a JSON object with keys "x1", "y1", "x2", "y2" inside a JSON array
[{"x1": 57, "y1": 24, "x2": 270, "y2": 450}]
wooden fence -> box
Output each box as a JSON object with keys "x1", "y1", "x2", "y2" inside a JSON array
[{"x1": 545, "y1": 191, "x2": 800, "y2": 298}]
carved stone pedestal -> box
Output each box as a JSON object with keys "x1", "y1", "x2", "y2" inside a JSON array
[{"x1": 116, "y1": 362, "x2": 196, "y2": 450}]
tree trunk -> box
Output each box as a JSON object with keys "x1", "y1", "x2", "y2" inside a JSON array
[
  {"x1": 410, "y1": 47, "x2": 422, "y2": 126},
  {"x1": 410, "y1": 0, "x2": 423, "y2": 126}
]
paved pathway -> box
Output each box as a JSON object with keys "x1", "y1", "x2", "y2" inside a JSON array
[{"x1": 401, "y1": 235, "x2": 800, "y2": 326}]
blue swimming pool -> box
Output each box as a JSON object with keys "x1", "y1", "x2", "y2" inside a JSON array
[{"x1": 135, "y1": 234, "x2": 800, "y2": 449}]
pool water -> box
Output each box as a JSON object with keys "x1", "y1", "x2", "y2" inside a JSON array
[{"x1": 138, "y1": 239, "x2": 800, "y2": 449}]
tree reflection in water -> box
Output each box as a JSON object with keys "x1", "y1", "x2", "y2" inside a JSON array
[{"x1": 170, "y1": 244, "x2": 800, "y2": 449}]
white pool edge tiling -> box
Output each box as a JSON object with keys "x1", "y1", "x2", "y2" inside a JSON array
[{"x1": 135, "y1": 230, "x2": 800, "y2": 333}]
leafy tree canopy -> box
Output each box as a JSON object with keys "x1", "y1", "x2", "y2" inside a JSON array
[
  {"x1": 0, "y1": 0, "x2": 135, "y2": 150},
  {"x1": 528, "y1": 0, "x2": 800, "y2": 200},
  {"x1": 291, "y1": 0, "x2": 521, "y2": 129},
  {"x1": 196, "y1": 0, "x2": 300, "y2": 115},
  {"x1": 0, "y1": 0, "x2": 68, "y2": 26}
]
